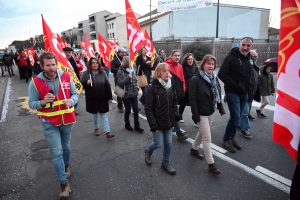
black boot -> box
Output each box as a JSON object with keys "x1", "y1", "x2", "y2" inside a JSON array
[
  {"x1": 134, "y1": 122, "x2": 144, "y2": 133},
  {"x1": 125, "y1": 121, "x2": 134, "y2": 131},
  {"x1": 144, "y1": 149, "x2": 152, "y2": 166},
  {"x1": 176, "y1": 130, "x2": 188, "y2": 141},
  {"x1": 161, "y1": 161, "x2": 176, "y2": 175}
]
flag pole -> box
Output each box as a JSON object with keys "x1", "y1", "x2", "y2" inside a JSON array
[{"x1": 57, "y1": 70, "x2": 70, "y2": 112}]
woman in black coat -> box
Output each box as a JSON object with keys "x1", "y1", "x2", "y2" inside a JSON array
[
  {"x1": 135, "y1": 47, "x2": 152, "y2": 105},
  {"x1": 178, "y1": 53, "x2": 198, "y2": 125},
  {"x1": 189, "y1": 54, "x2": 226, "y2": 175},
  {"x1": 80, "y1": 57, "x2": 114, "y2": 139},
  {"x1": 144, "y1": 62, "x2": 179, "y2": 175}
]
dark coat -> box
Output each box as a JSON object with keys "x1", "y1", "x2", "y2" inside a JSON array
[
  {"x1": 260, "y1": 65, "x2": 275, "y2": 96},
  {"x1": 182, "y1": 63, "x2": 198, "y2": 106},
  {"x1": 145, "y1": 79, "x2": 179, "y2": 132},
  {"x1": 80, "y1": 71, "x2": 112, "y2": 114},
  {"x1": 218, "y1": 47, "x2": 254, "y2": 95},
  {"x1": 111, "y1": 55, "x2": 122, "y2": 75},
  {"x1": 3, "y1": 54, "x2": 13, "y2": 65},
  {"x1": 135, "y1": 55, "x2": 152, "y2": 76},
  {"x1": 116, "y1": 67, "x2": 139, "y2": 99},
  {"x1": 189, "y1": 73, "x2": 226, "y2": 123},
  {"x1": 249, "y1": 63, "x2": 261, "y2": 103}
]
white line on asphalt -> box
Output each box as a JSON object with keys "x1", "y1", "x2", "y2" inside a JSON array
[
  {"x1": 0, "y1": 78, "x2": 11, "y2": 123},
  {"x1": 255, "y1": 166, "x2": 292, "y2": 186}
]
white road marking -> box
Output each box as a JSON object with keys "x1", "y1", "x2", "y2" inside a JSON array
[
  {"x1": 0, "y1": 78, "x2": 11, "y2": 123},
  {"x1": 255, "y1": 166, "x2": 292, "y2": 186}
]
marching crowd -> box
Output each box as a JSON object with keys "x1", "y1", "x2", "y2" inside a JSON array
[{"x1": 24, "y1": 36, "x2": 276, "y2": 197}]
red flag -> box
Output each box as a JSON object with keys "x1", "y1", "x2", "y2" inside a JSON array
[
  {"x1": 41, "y1": 14, "x2": 83, "y2": 93},
  {"x1": 272, "y1": 0, "x2": 300, "y2": 162},
  {"x1": 98, "y1": 33, "x2": 115, "y2": 68},
  {"x1": 106, "y1": 40, "x2": 119, "y2": 51},
  {"x1": 80, "y1": 41, "x2": 85, "y2": 50},
  {"x1": 125, "y1": 0, "x2": 145, "y2": 65},
  {"x1": 56, "y1": 34, "x2": 66, "y2": 48},
  {"x1": 26, "y1": 47, "x2": 35, "y2": 66},
  {"x1": 84, "y1": 33, "x2": 95, "y2": 59},
  {"x1": 63, "y1": 40, "x2": 68, "y2": 47},
  {"x1": 144, "y1": 29, "x2": 157, "y2": 64}
]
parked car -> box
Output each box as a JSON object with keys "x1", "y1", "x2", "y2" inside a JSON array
[{"x1": 263, "y1": 57, "x2": 278, "y2": 72}]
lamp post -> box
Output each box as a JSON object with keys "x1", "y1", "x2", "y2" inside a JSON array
[
  {"x1": 150, "y1": 0, "x2": 152, "y2": 40},
  {"x1": 216, "y1": 0, "x2": 220, "y2": 38}
]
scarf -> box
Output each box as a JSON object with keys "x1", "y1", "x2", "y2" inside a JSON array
[
  {"x1": 183, "y1": 63, "x2": 197, "y2": 83},
  {"x1": 125, "y1": 68, "x2": 135, "y2": 76},
  {"x1": 158, "y1": 55, "x2": 166, "y2": 63},
  {"x1": 158, "y1": 78, "x2": 172, "y2": 90},
  {"x1": 199, "y1": 70, "x2": 220, "y2": 111}
]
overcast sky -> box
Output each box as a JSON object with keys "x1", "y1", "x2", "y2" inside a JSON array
[{"x1": 0, "y1": 0, "x2": 281, "y2": 49}]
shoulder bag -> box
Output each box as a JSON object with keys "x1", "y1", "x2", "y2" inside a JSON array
[
  {"x1": 114, "y1": 71, "x2": 126, "y2": 98},
  {"x1": 136, "y1": 65, "x2": 148, "y2": 87}
]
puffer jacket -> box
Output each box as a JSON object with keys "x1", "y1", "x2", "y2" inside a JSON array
[
  {"x1": 145, "y1": 79, "x2": 179, "y2": 132},
  {"x1": 260, "y1": 65, "x2": 275, "y2": 96},
  {"x1": 116, "y1": 67, "x2": 139, "y2": 99},
  {"x1": 189, "y1": 72, "x2": 225, "y2": 123}
]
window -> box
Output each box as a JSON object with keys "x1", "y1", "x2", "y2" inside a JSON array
[
  {"x1": 107, "y1": 24, "x2": 109, "y2": 29},
  {"x1": 109, "y1": 24, "x2": 111, "y2": 29},
  {"x1": 112, "y1": 23, "x2": 114, "y2": 29},
  {"x1": 108, "y1": 34, "x2": 109, "y2": 38},
  {"x1": 112, "y1": 33, "x2": 114, "y2": 38}
]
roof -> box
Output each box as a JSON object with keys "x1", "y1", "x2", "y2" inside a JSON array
[
  {"x1": 269, "y1": 27, "x2": 280, "y2": 35},
  {"x1": 105, "y1": 12, "x2": 122, "y2": 21},
  {"x1": 137, "y1": 11, "x2": 171, "y2": 25}
]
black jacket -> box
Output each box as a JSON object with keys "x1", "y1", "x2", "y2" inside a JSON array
[
  {"x1": 116, "y1": 67, "x2": 139, "y2": 99},
  {"x1": 145, "y1": 79, "x2": 179, "y2": 132},
  {"x1": 3, "y1": 54, "x2": 13, "y2": 65},
  {"x1": 135, "y1": 55, "x2": 152, "y2": 76},
  {"x1": 111, "y1": 55, "x2": 122, "y2": 75},
  {"x1": 189, "y1": 73, "x2": 225, "y2": 123},
  {"x1": 218, "y1": 47, "x2": 254, "y2": 95},
  {"x1": 80, "y1": 71, "x2": 112, "y2": 114},
  {"x1": 182, "y1": 63, "x2": 198, "y2": 106},
  {"x1": 248, "y1": 63, "x2": 261, "y2": 103}
]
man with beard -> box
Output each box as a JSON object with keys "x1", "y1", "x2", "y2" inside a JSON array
[
  {"x1": 111, "y1": 47, "x2": 127, "y2": 113},
  {"x1": 218, "y1": 37, "x2": 254, "y2": 153},
  {"x1": 28, "y1": 52, "x2": 78, "y2": 198},
  {"x1": 165, "y1": 50, "x2": 188, "y2": 141},
  {"x1": 63, "y1": 47, "x2": 83, "y2": 115}
]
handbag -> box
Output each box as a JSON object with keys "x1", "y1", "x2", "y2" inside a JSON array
[
  {"x1": 114, "y1": 85, "x2": 125, "y2": 98},
  {"x1": 136, "y1": 65, "x2": 148, "y2": 87}
]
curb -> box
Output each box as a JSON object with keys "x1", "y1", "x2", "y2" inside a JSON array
[{"x1": 0, "y1": 76, "x2": 8, "y2": 122}]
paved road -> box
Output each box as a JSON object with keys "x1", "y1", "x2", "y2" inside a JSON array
[{"x1": 0, "y1": 69, "x2": 293, "y2": 200}]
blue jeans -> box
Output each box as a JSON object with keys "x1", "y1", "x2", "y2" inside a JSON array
[
  {"x1": 104, "y1": 68, "x2": 110, "y2": 79},
  {"x1": 239, "y1": 102, "x2": 251, "y2": 131},
  {"x1": 139, "y1": 75, "x2": 150, "y2": 104},
  {"x1": 174, "y1": 121, "x2": 181, "y2": 133},
  {"x1": 223, "y1": 92, "x2": 248, "y2": 141},
  {"x1": 42, "y1": 122, "x2": 74, "y2": 183},
  {"x1": 91, "y1": 112, "x2": 111, "y2": 133},
  {"x1": 147, "y1": 129, "x2": 172, "y2": 162}
]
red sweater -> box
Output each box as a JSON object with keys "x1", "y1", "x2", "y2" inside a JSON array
[{"x1": 165, "y1": 57, "x2": 186, "y2": 92}]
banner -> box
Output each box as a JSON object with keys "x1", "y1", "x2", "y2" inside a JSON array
[
  {"x1": 125, "y1": 0, "x2": 145, "y2": 66},
  {"x1": 26, "y1": 47, "x2": 35, "y2": 66},
  {"x1": 144, "y1": 29, "x2": 157, "y2": 65},
  {"x1": 98, "y1": 33, "x2": 115, "y2": 68},
  {"x1": 56, "y1": 34, "x2": 67, "y2": 48},
  {"x1": 157, "y1": 0, "x2": 213, "y2": 12},
  {"x1": 272, "y1": 0, "x2": 300, "y2": 162},
  {"x1": 41, "y1": 14, "x2": 83, "y2": 94},
  {"x1": 84, "y1": 33, "x2": 95, "y2": 59}
]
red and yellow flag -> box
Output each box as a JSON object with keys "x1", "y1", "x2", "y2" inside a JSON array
[
  {"x1": 84, "y1": 33, "x2": 95, "y2": 59},
  {"x1": 41, "y1": 15, "x2": 83, "y2": 93},
  {"x1": 56, "y1": 34, "x2": 66, "y2": 48},
  {"x1": 125, "y1": 0, "x2": 145, "y2": 66},
  {"x1": 26, "y1": 47, "x2": 35, "y2": 66},
  {"x1": 272, "y1": 0, "x2": 300, "y2": 162},
  {"x1": 106, "y1": 40, "x2": 118, "y2": 51},
  {"x1": 98, "y1": 33, "x2": 115, "y2": 68},
  {"x1": 144, "y1": 29, "x2": 157, "y2": 65},
  {"x1": 80, "y1": 41, "x2": 86, "y2": 50}
]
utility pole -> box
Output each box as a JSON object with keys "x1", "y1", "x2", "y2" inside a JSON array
[
  {"x1": 216, "y1": 0, "x2": 220, "y2": 38},
  {"x1": 150, "y1": 0, "x2": 152, "y2": 40}
]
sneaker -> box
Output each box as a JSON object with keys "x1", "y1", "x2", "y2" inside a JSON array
[
  {"x1": 161, "y1": 161, "x2": 176, "y2": 175},
  {"x1": 241, "y1": 130, "x2": 252, "y2": 139},
  {"x1": 222, "y1": 140, "x2": 236, "y2": 153},
  {"x1": 256, "y1": 109, "x2": 262, "y2": 117},
  {"x1": 231, "y1": 138, "x2": 242, "y2": 150},
  {"x1": 179, "y1": 115, "x2": 184, "y2": 123},
  {"x1": 176, "y1": 130, "x2": 188, "y2": 141},
  {"x1": 59, "y1": 180, "x2": 71, "y2": 198},
  {"x1": 248, "y1": 114, "x2": 255, "y2": 120},
  {"x1": 194, "y1": 123, "x2": 199, "y2": 128},
  {"x1": 260, "y1": 113, "x2": 267, "y2": 118},
  {"x1": 144, "y1": 149, "x2": 152, "y2": 166},
  {"x1": 118, "y1": 106, "x2": 124, "y2": 113},
  {"x1": 172, "y1": 127, "x2": 175, "y2": 132}
]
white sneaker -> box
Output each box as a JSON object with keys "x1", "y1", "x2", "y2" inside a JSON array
[
  {"x1": 179, "y1": 119, "x2": 184, "y2": 123},
  {"x1": 194, "y1": 123, "x2": 199, "y2": 128}
]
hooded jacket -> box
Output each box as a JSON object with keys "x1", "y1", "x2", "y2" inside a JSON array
[
  {"x1": 260, "y1": 65, "x2": 275, "y2": 96},
  {"x1": 218, "y1": 47, "x2": 254, "y2": 95},
  {"x1": 165, "y1": 57, "x2": 186, "y2": 101}
]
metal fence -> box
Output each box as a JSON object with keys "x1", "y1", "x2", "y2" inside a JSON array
[{"x1": 154, "y1": 38, "x2": 279, "y2": 66}]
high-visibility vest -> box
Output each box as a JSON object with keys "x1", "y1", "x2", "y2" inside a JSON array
[{"x1": 32, "y1": 72, "x2": 76, "y2": 126}]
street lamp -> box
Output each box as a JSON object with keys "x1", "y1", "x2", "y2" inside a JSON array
[{"x1": 216, "y1": 0, "x2": 220, "y2": 38}]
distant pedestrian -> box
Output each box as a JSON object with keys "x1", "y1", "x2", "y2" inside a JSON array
[
  {"x1": 189, "y1": 54, "x2": 225, "y2": 175},
  {"x1": 2, "y1": 50, "x2": 15, "y2": 77},
  {"x1": 116, "y1": 56, "x2": 144, "y2": 133},
  {"x1": 153, "y1": 49, "x2": 166, "y2": 69},
  {"x1": 17, "y1": 51, "x2": 30, "y2": 82},
  {"x1": 256, "y1": 65, "x2": 275, "y2": 118},
  {"x1": 144, "y1": 62, "x2": 179, "y2": 175},
  {"x1": 178, "y1": 53, "x2": 198, "y2": 126},
  {"x1": 80, "y1": 57, "x2": 114, "y2": 138},
  {"x1": 28, "y1": 52, "x2": 78, "y2": 198},
  {"x1": 218, "y1": 37, "x2": 254, "y2": 153}
]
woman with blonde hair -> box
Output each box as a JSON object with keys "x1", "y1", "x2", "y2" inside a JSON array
[
  {"x1": 189, "y1": 54, "x2": 226, "y2": 174},
  {"x1": 117, "y1": 56, "x2": 144, "y2": 133},
  {"x1": 144, "y1": 62, "x2": 179, "y2": 175}
]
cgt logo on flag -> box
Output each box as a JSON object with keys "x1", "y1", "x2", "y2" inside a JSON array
[{"x1": 61, "y1": 81, "x2": 70, "y2": 90}]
